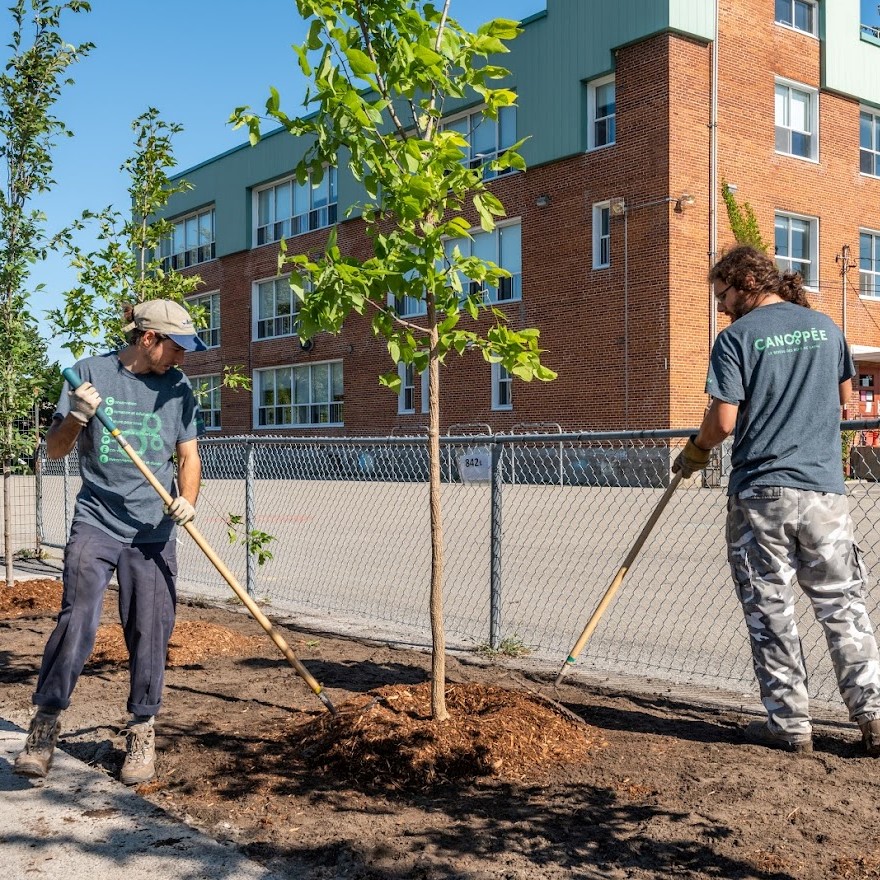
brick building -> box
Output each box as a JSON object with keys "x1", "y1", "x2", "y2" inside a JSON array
[{"x1": 159, "y1": 0, "x2": 880, "y2": 437}]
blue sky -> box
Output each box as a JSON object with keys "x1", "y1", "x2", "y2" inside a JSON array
[
  {"x1": 24, "y1": 0, "x2": 545, "y2": 365},
  {"x1": 866, "y1": 0, "x2": 880, "y2": 25}
]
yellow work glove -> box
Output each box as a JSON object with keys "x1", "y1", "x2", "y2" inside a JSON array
[{"x1": 672, "y1": 436, "x2": 712, "y2": 478}]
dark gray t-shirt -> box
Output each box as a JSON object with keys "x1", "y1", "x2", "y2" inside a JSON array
[
  {"x1": 55, "y1": 353, "x2": 200, "y2": 544},
  {"x1": 706, "y1": 301, "x2": 853, "y2": 496}
]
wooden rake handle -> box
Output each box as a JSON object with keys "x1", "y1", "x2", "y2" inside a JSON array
[
  {"x1": 62, "y1": 368, "x2": 336, "y2": 714},
  {"x1": 555, "y1": 472, "x2": 684, "y2": 686}
]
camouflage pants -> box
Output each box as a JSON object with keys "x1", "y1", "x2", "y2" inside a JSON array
[{"x1": 727, "y1": 487, "x2": 880, "y2": 738}]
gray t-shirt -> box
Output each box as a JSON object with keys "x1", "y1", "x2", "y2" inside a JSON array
[
  {"x1": 55, "y1": 353, "x2": 200, "y2": 544},
  {"x1": 706, "y1": 301, "x2": 853, "y2": 496}
]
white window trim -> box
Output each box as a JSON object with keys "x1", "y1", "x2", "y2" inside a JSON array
[
  {"x1": 187, "y1": 291, "x2": 221, "y2": 350},
  {"x1": 386, "y1": 288, "x2": 427, "y2": 318},
  {"x1": 251, "y1": 168, "x2": 337, "y2": 248},
  {"x1": 592, "y1": 201, "x2": 611, "y2": 269},
  {"x1": 421, "y1": 369, "x2": 429, "y2": 414},
  {"x1": 253, "y1": 360, "x2": 344, "y2": 429},
  {"x1": 397, "y1": 362, "x2": 415, "y2": 414},
  {"x1": 859, "y1": 228, "x2": 880, "y2": 300},
  {"x1": 774, "y1": 77, "x2": 819, "y2": 163},
  {"x1": 191, "y1": 373, "x2": 222, "y2": 431},
  {"x1": 252, "y1": 274, "x2": 298, "y2": 341},
  {"x1": 773, "y1": 0, "x2": 818, "y2": 37},
  {"x1": 861, "y1": 107, "x2": 880, "y2": 179},
  {"x1": 491, "y1": 362, "x2": 513, "y2": 411},
  {"x1": 444, "y1": 218, "x2": 523, "y2": 305},
  {"x1": 160, "y1": 206, "x2": 216, "y2": 270},
  {"x1": 586, "y1": 73, "x2": 616, "y2": 152},
  {"x1": 440, "y1": 103, "x2": 518, "y2": 179},
  {"x1": 775, "y1": 210, "x2": 820, "y2": 290}
]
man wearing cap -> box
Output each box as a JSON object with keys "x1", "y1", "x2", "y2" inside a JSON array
[{"x1": 15, "y1": 299, "x2": 207, "y2": 785}]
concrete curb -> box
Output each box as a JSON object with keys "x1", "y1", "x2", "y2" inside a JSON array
[{"x1": 0, "y1": 718, "x2": 279, "y2": 879}]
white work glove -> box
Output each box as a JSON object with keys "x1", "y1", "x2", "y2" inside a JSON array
[
  {"x1": 69, "y1": 382, "x2": 101, "y2": 425},
  {"x1": 164, "y1": 496, "x2": 195, "y2": 526}
]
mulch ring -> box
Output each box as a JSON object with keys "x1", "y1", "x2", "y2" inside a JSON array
[
  {"x1": 275, "y1": 682, "x2": 607, "y2": 790},
  {"x1": 90, "y1": 621, "x2": 259, "y2": 666},
  {"x1": 0, "y1": 578, "x2": 62, "y2": 619}
]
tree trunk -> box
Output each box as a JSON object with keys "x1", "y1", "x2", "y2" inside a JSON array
[{"x1": 427, "y1": 325, "x2": 448, "y2": 721}]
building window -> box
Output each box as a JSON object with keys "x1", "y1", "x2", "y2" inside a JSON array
[
  {"x1": 256, "y1": 361, "x2": 344, "y2": 427},
  {"x1": 861, "y1": 109, "x2": 880, "y2": 177},
  {"x1": 587, "y1": 75, "x2": 616, "y2": 150},
  {"x1": 775, "y1": 212, "x2": 818, "y2": 288},
  {"x1": 445, "y1": 221, "x2": 522, "y2": 304},
  {"x1": 592, "y1": 202, "x2": 611, "y2": 269},
  {"x1": 188, "y1": 292, "x2": 220, "y2": 349},
  {"x1": 775, "y1": 79, "x2": 818, "y2": 160},
  {"x1": 255, "y1": 168, "x2": 338, "y2": 246},
  {"x1": 398, "y1": 362, "x2": 415, "y2": 414},
  {"x1": 492, "y1": 362, "x2": 512, "y2": 411},
  {"x1": 774, "y1": 0, "x2": 817, "y2": 35},
  {"x1": 389, "y1": 268, "x2": 427, "y2": 318},
  {"x1": 442, "y1": 105, "x2": 517, "y2": 180},
  {"x1": 860, "y1": 230, "x2": 880, "y2": 299},
  {"x1": 160, "y1": 208, "x2": 215, "y2": 271},
  {"x1": 192, "y1": 375, "x2": 221, "y2": 430},
  {"x1": 254, "y1": 276, "x2": 298, "y2": 340}
]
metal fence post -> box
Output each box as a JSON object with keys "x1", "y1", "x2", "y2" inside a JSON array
[
  {"x1": 245, "y1": 441, "x2": 256, "y2": 598},
  {"x1": 489, "y1": 440, "x2": 503, "y2": 650},
  {"x1": 35, "y1": 441, "x2": 43, "y2": 552}
]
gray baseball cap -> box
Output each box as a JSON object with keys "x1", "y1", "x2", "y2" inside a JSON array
[{"x1": 123, "y1": 300, "x2": 207, "y2": 352}]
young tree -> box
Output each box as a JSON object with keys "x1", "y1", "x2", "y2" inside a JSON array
[
  {"x1": 50, "y1": 108, "x2": 203, "y2": 354},
  {"x1": 721, "y1": 181, "x2": 770, "y2": 253},
  {"x1": 232, "y1": 0, "x2": 556, "y2": 720},
  {"x1": 0, "y1": 0, "x2": 92, "y2": 586}
]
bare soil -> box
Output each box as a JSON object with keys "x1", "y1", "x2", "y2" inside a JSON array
[{"x1": 2, "y1": 577, "x2": 880, "y2": 880}]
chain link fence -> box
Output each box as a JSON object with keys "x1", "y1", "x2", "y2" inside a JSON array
[{"x1": 20, "y1": 421, "x2": 880, "y2": 709}]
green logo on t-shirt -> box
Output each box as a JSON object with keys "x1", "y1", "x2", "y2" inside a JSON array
[{"x1": 754, "y1": 327, "x2": 828, "y2": 353}]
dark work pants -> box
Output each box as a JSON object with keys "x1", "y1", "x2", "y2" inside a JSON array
[{"x1": 33, "y1": 522, "x2": 178, "y2": 717}]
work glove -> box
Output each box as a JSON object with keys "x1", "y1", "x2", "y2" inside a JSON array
[
  {"x1": 672, "y1": 436, "x2": 712, "y2": 478},
  {"x1": 68, "y1": 382, "x2": 101, "y2": 425},
  {"x1": 164, "y1": 496, "x2": 195, "y2": 526}
]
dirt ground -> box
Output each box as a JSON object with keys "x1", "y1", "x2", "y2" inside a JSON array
[{"x1": 3, "y1": 577, "x2": 880, "y2": 880}]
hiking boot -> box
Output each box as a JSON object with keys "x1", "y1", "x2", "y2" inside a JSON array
[
  {"x1": 860, "y1": 719, "x2": 880, "y2": 757},
  {"x1": 120, "y1": 720, "x2": 155, "y2": 785},
  {"x1": 743, "y1": 720, "x2": 813, "y2": 755},
  {"x1": 14, "y1": 711, "x2": 61, "y2": 778}
]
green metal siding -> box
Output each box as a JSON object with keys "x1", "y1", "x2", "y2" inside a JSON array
[
  {"x1": 822, "y1": 0, "x2": 880, "y2": 105},
  {"x1": 164, "y1": 0, "x2": 715, "y2": 258}
]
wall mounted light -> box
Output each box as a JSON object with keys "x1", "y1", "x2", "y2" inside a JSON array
[
  {"x1": 675, "y1": 193, "x2": 696, "y2": 212},
  {"x1": 609, "y1": 196, "x2": 626, "y2": 217},
  {"x1": 535, "y1": 194, "x2": 551, "y2": 208}
]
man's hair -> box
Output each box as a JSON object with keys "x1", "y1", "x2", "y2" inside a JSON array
[
  {"x1": 708, "y1": 245, "x2": 810, "y2": 308},
  {"x1": 121, "y1": 303, "x2": 145, "y2": 345}
]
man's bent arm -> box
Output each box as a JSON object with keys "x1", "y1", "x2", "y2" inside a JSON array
[
  {"x1": 695, "y1": 399, "x2": 738, "y2": 451},
  {"x1": 176, "y1": 438, "x2": 201, "y2": 505},
  {"x1": 45, "y1": 416, "x2": 82, "y2": 460}
]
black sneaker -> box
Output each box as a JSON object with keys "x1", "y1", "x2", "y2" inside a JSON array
[{"x1": 743, "y1": 720, "x2": 813, "y2": 754}]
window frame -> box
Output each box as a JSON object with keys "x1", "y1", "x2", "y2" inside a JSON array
[
  {"x1": 254, "y1": 361, "x2": 344, "y2": 429},
  {"x1": 253, "y1": 275, "x2": 299, "y2": 341},
  {"x1": 188, "y1": 291, "x2": 221, "y2": 349},
  {"x1": 397, "y1": 362, "x2": 415, "y2": 414},
  {"x1": 192, "y1": 374, "x2": 222, "y2": 431},
  {"x1": 774, "y1": 211, "x2": 819, "y2": 290},
  {"x1": 587, "y1": 74, "x2": 616, "y2": 151},
  {"x1": 774, "y1": 0, "x2": 818, "y2": 37},
  {"x1": 774, "y1": 78, "x2": 819, "y2": 162},
  {"x1": 160, "y1": 207, "x2": 215, "y2": 271},
  {"x1": 253, "y1": 168, "x2": 338, "y2": 248},
  {"x1": 491, "y1": 362, "x2": 513, "y2": 411},
  {"x1": 859, "y1": 229, "x2": 880, "y2": 300},
  {"x1": 861, "y1": 108, "x2": 880, "y2": 178},
  {"x1": 592, "y1": 202, "x2": 611, "y2": 269},
  {"x1": 444, "y1": 219, "x2": 522, "y2": 306},
  {"x1": 440, "y1": 104, "x2": 518, "y2": 181}
]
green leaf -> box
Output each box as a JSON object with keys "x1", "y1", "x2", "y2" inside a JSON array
[{"x1": 346, "y1": 47, "x2": 377, "y2": 76}]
